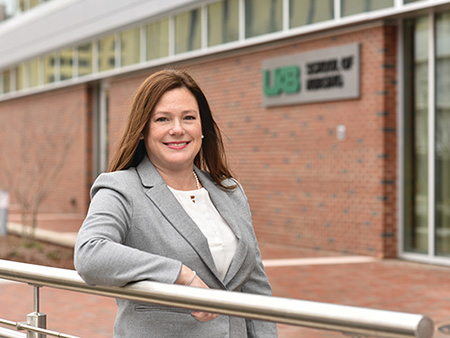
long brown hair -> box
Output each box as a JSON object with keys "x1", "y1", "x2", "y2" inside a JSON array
[{"x1": 108, "y1": 69, "x2": 236, "y2": 189}]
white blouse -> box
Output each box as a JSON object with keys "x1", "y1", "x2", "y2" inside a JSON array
[{"x1": 168, "y1": 186, "x2": 238, "y2": 280}]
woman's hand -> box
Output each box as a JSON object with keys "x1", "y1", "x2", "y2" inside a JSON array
[{"x1": 176, "y1": 265, "x2": 219, "y2": 322}]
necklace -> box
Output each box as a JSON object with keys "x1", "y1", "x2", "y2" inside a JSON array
[
  {"x1": 191, "y1": 171, "x2": 201, "y2": 203},
  {"x1": 193, "y1": 171, "x2": 201, "y2": 189}
]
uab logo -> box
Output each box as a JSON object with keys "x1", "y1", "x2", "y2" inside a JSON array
[{"x1": 263, "y1": 65, "x2": 300, "y2": 96}]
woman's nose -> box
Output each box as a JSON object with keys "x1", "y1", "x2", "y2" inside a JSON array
[{"x1": 169, "y1": 120, "x2": 185, "y2": 135}]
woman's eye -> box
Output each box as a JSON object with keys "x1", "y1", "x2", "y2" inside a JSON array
[
  {"x1": 155, "y1": 117, "x2": 168, "y2": 122},
  {"x1": 185, "y1": 115, "x2": 196, "y2": 120}
]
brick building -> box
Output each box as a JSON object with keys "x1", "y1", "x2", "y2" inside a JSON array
[{"x1": 0, "y1": 0, "x2": 449, "y2": 264}]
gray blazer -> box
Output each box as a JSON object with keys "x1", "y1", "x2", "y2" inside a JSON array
[{"x1": 74, "y1": 156, "x2": 277, "y2": 338}]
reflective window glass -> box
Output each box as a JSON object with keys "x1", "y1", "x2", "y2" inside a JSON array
[
  {"x1": 403, "y1": 16, "x2": 429, "y2": 254},
  {"x1": 175, "y1": 9, "x2": 201, "y2": 54},
  {"x1": 2, "y1": 69, "x2": 10, "y2": 93},
  {"x1": 147, "y1": 18, "x2": 169, "y2": 60},
  {"x1": 146, "y1": 18, "x2": 169, "y2": 60},
  {"x1": 208, "y1": 0, "x2": 239, "y2": 47},
  {"x1": 245, "y1": 0, "x2": 282, "y2": 38},
  {"x1": 341, "y1": 0, "x2": 393, "y2": 17},
  {"x1": 17, "y1": 0, "x2": 41, "y2": 11},
  {"x1": 18, "y1": 0, "x2": 25, "y2": 11},
  {"x1": 30, "y1": 0, "x2": 39, "y2": 8},
  {"x1": 78, "y1": 43, "x2": 93, "y2": 76},
  {"x1": 98, "y1": 35, "x2": 116, "y2": 72},
  {"x1": 404, "y1": 0, "x2": 425, "y2": 3},
  {"x1": 43, "y1": 53, "x2": 56, "y2": 84},
  {"x1": 16, "y1": 64, "x2": 25, "y2": 90},
  {"x1": 290, "y1": 0, "x2": 333, "y2": 28},
  {"x1": 59, "y1": 48, "x2": 73, "y2": 80},
  {"x1": 28, "y1": 58, "x2": 39, "y2": 88},
  {"x1": 121, "y1": 27, "x2": 140, "y2": 67},
  {"x1": 435, "y1": 11, "x2": 450, "y2": 257}
]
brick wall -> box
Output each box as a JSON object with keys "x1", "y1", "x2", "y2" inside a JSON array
[
  {"x1": 105, "y1": 22, "x2": 398, "y2": 257},
  {"x1": 0, "y1": 22, "x2": 398, "y2": 255},
  {"x1": 0, "y1": 85, "x2": 91, "y2": 231}
]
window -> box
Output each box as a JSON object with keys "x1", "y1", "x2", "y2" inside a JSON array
[
  {"x1": 28, "y1": 58, "x2": 39, "y2": 88},
  {"x1": 147, "y1": 18, "x2": 169, "y2": 60},
  {"x1": 146, "y1": 18, "x2": 169, "y2": 60},
  {"x1": 341, "y1": 0, "x2": 393, "y2": 17},
  {"x1": 403, "y1": 11, "x2": 450, "y2": 259},
  {"x1": 245, "y1": 0, "x2": 282, "y2": 38},
  {"x1": 403, "y1": 16, "x2": 429, "y2": 254},
  {"x1": 60, "y1": 48, "x2": 73, "y2": 80},
  {"x1": 29, "y1": 0, "x2": 39, "y2": 8},
  {"x1": 2, "y1": 69, "x2": 10, "y2": 93},
  {"x1": 43, "y1": 53, "x2": 56, "y2": 84},
  {"x1": 15, "y1": 64, "x2": 25, "y2": 90},
  {"x1": 121, "y1": 27, "x2": 140, "y2": 67},
  {"x1": 18, "y1": 0, "x2": 25, "y2": 12},
  {"x1": 175, "y1": 9, "x2": 201, "y2": 54},
  {"x1": 98, "y1": 35, "x2": 116, "y2": 72},
  {"x1": 290, "y1": 0, "x2": 334, "y2": 28},
  {"x1": 208, "y1": 0, "x2": 239, "y2": 46},
  {"x1": 78, "y1": 43, "x2": 93, "y2": 76},
  {"x1": 435, "y1": 11, "x2": 450, "y2": 256},
  {"x1": 2, "y1": 0, "x2": 438, "y2": 100}
]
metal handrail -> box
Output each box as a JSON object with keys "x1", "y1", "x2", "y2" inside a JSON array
[
  {"x1": 0, "y1": 259, "x2": 434, "y2": 338},
  {"x1": 0, "y1": 327, "x2": 24, "y2": 338},
  {"x1": 0, "y1": 318, "x2": 78, "y2": 338}
]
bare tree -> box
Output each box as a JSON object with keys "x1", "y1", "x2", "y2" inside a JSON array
[{"x1": 0, "y1": 109, "x2": 76, "y2": 245}]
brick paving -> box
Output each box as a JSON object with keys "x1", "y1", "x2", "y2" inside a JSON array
[{"x1": 1, "y1": 243, "x2": 449, "y2": 337}]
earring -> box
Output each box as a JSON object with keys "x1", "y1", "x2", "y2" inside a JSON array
[
  {"x1": 201, "y1": 135, "x2": 204, "y2": 139},
  {"x1": 139, "y1": 135, "x2": 144, "y2": 140}
]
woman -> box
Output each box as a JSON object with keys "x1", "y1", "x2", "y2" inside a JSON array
[{"x1": 74, "y1": 69, "x2": 277, "y2": 337}]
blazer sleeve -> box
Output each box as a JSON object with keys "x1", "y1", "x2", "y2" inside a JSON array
[
  {"x1": 74, "y1": 172, "x2": 182, "y2": 287},
  {"x1": 233, "y1": 183, "x2": 278, "y2": 337}
]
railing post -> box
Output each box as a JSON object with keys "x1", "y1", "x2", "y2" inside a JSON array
[{"x1": 26, "y1": 285, "x2": 46, "y2": 338}]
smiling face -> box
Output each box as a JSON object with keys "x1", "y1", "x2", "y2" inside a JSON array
[{"x1": 143, "y1": 87, "x2": 203, "y2": 173}]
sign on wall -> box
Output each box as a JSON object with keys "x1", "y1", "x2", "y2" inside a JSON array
[{"x1": 262, "y1": 43, "x2": 360, "y2": 107}]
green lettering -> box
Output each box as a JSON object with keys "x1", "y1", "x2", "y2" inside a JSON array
[
  {"x1": 263, "y1": 66, "x2": 300, "y2": 97},
  {"x1": 263, "y1": 69, "x2": 282, "y2": 96},
  {"x1": 282, "y1": 66, "x2": 300, "y2": 94}
]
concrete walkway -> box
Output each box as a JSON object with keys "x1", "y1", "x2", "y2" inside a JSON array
[{"x1": 1, "y1": 226, "x2": 449, "y2": 337}]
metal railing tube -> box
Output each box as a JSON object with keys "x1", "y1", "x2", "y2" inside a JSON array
[
  {"x1": 0, "y1": 318, "x2": 79, "y2": 338},
  {"x1": 0, "y1": 326, "x2": 26, "y2": 338},
  {"x1": 0, "y1": 319, "x2": 25, "y2": 338},
  {"x1": 0, "y1": 259, "x2": 434, "y2": 338}
]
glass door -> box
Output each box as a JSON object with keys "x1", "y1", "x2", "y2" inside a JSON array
[
  {"x1": 403, "y1": 16, "x2": 429, "y2": 254},
  {"x1": 403, "y1": 11, "x2": 450, "y2": 260},
  {"x1": 435, "y1": 12, "x2": 450, "y2": 257}
]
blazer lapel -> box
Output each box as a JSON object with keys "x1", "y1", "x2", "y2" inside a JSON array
[
  {"x1": 136, "y1": 158, "x2": 221, "y2": 281},
  {"x1": 196, "y1": 169, "x2": 250, "y2": 286}
]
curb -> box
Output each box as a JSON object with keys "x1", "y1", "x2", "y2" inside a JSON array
[{"x1": 6, "y1": 222, "x2": 77, "y2": 248}]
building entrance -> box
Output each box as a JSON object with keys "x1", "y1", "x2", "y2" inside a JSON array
[{"x1": 403, "y1": 11, "x2": 450, "y2": 261}]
